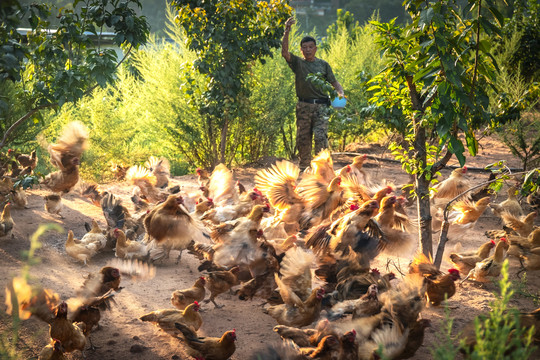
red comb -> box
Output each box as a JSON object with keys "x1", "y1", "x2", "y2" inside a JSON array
[
  {"x1": 352, "y1": 329, "x2": 357, "y2": 335},
  {"x1": 448, "y1": 268, "x2": 459, "y2": 274},
  {"x1": 350, "y1": 204, "x2": 359, "y2": 211},
  {"x1": 490, "y1": 240, "x2": 496, "y2": 245},
  {"x1": 500, "y1": 237, "x2": 507, "y2": 242},
  {"x1": 194, "y1": 301, "x2": 199, "y2": 305}
]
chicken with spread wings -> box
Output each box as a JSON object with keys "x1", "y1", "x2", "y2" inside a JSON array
[
  {"x1": 255, "y1": 159, "x2": 305, "y2": 228},
  {"x1": 430, "y1": 166, "x2": 470, "y2": 207},
  {"x1": 501, "y1": 211, "x2": 537, "y2": 237},
  {"x1": 42, "y1": 121, "x2": 88, "y2": 193},
  {"x1": 306, "y1": 200, "x2": 382, "y2": 258},
  {"x1": 145, "y1": 156, "x2": 170, "y2": 188},
  {"x1": 267, "y1": 247, "x2": 325, "y2": 327},
  {"x1": 143, "y1": 195, "x2": 209, "y2": 263}
]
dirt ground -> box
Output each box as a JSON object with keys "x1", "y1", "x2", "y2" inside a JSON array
[{"x1": 1, "y1": 135, "x2": 539, "y2": 360}]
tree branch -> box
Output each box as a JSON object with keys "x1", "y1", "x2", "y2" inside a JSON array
[
  {"x1": 0, "y1": 45, "x2": 134, "y2": 149},
  {"x1": 0, "y1": 104, "x2": 52, "y2": 148},
  {"x1": 433, "y1": 167, "x2": 536, "y2": 268}
]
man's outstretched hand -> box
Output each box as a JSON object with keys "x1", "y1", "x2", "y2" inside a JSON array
[{"x1": 285, "y1": 17, "x2": 295, "y2": 30}]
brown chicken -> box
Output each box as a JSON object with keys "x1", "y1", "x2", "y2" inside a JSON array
[
  {"x1": 206, "y1": 163, "x2": 240, "y2": 206},
  {"x1": 501, "y1": 211, "x2": 537, "y2": 237},
  {"x1": 42, "y1": 121, "x2": 89, "y2": 193},
  {"x1": 171, "y1": 277, "x2": 206, "y2": 310},
  {"x1": 80, "y1": 219, "x2": 107, "y2": 251},
  {"x1": 44, "y1": 194, "x2": 63, "y2": 218},
  {"x1": 113, "y1": 228, "x2": 147, "y2": 259},
  {"x1": 143, "y1": 194, "x2": 208, "y2": 263},
  {"x1": 306, "y1": 200, "x2": 382, "y2": 258},
  {"x1": 0, "y1": 203, "x2": 14, "y2": 238},
  {"x1": 489, "y1": 186, "x2": 523, "y2": 218},
  {"x1": 268, "y1": 274, "x2": 325, "y2": 327},
  {"x1": 78, "y1": 266, "x2": 121, "y2": 298},
  {"x1": 82, "y1": 184, "x2": 105, "y2": 206},
  {"x1": 196, "y1": 167, "x2": 210, "y2": 187},
  {"x1": 430, "y1": 166, "x2": 470, "y2": 204},
  {"x1": 450, "y1": 196, "x2": 491, "y2": 225},
  {"x1": 463, "y1": 238, "x2": 509, "y2": 282},
  {"x1": 329, "y1": 284, "x2": 381, "y2": 320},
  {"x1": 201, "y1": 190, "x2": 262, "y2": 224},
  {"x1": 297, "y1": 334, "x2": 342, "y2": 360},
  {"x1": 339, "y1": 330, "x2": 359, "y2": 360},
  {"x1": 397, "y1": 318, "x2": 431, "y2": 359},
  {"x1": 16, "y1": 149, "x2": 37, "y2": 169},
  {"x1": 145, "y1": 156, "x2": 170, "y2": 188},
  {"x1": 9, "y1": 187, "x2": 27, "y2": 208},
  {"x1": 299, "y1": 175, "x2": 343, "y2": 230},
  {"x1": 110, "y1": 162, "x2": 128, "y2": 180},
  {"x1": 174, "y1": 322, "x2": 237, "y2": 360},
  {"x1": 65, "y1": 230, "x2": 98, "y2": 265},
  {"x1": 49, "y1": 302, "x2": 86, "y2": 353},
  {"x1": 273, "y1": 325, "x2": 319, "y2": 347},
  {"x1": 255, "y1": 159, "x2": 305, "y2": 228},
  {"x1": 38, "y1": 339, "x2": 66, "y2": 360},
  {"x1": 347, "y1": 153, "x2": 371, "y2": 187},
  {"x1": 211, "y1": 204, "x2": 270, "y2": 268},
  {"x1": 375, "y1": 195, "x2": 414, "y2": 255},
  {"x1": 204, "y1": 266, "x2": 240, "y2": 308},
  {"x1": 409, "y1": 253, "x2": 460, "y2": 306},
  {"x1": 126, "y1": 165, "x2": 166, "y2": 203},
  {"x1": 140, "y1": 302, "x2": 203, "y2": 335},
  {"x1": 68, "y1": 289, "x2": 116, "y2": 349},
  {"x1": 190, "y1": 198, "x2": 214, "y2": 219},
  {"x1": 449, "y1": 239, "x2": 496, "y2": 274},
  {"x1": 307, "y1": 149, "x2": 336, "y2": 184}
]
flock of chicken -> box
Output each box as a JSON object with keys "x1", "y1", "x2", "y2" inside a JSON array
[{"x1": 2, "y1": 121, "x2": 540, "y2": 360}]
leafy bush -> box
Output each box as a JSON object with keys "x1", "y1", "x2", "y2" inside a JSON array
[{"x1": 36, "y1": 7, "x2": 385, "y2": 180}]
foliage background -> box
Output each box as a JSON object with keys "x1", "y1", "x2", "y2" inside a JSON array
[{"x1": 32, "y1": 7, "x2": 383, "y2": 179}]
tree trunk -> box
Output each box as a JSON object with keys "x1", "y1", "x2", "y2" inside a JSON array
[
  {"x1": 219, "y1": 118, "x2": 229, "y2": 165},
  {"x1": 414, "y1": 124, "x2": 433, "y2": 257}
]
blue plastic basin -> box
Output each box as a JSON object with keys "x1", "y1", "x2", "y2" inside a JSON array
[{"x1": 331, "y1": 97, "x2": 347, "y2": 108}]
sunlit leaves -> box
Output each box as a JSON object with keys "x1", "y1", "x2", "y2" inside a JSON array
[{"x1": 170, "y1": 0, "x2": 291, "y2": 163}]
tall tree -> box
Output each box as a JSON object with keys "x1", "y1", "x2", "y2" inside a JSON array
[
  {"x1": 0, "y1": 0, "x2": 149, "y2": 148},
  {"x1": 366, "y1": 0, "x2": 516, "y2": 265},
  {"x1": 171, "y1": 0, "x2": 292, "y2": 166}
]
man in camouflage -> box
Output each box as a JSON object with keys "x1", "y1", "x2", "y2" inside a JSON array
[{"x1": 282, "y1": 17, "x2": 344, "y2": 171}]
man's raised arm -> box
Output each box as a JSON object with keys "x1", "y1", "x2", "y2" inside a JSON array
[{"x1": 282, "y1": 17, "x2": 295, "y2": 62}]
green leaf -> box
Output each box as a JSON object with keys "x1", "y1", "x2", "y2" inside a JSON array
[
  {"x1": 449, "y1": 136, "x2": 466, "y2": 166},
  {"x1": 465, "y1": 132, "x2": 478, "y2": 156}
]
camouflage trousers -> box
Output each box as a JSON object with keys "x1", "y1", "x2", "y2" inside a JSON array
[{"x1": 296, "y1": 101, "x2": 329, "y2": 170}]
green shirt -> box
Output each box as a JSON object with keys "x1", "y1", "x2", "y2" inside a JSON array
[{"x1": 287, "y1": 53, "x2": 337, "y2": 99}]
